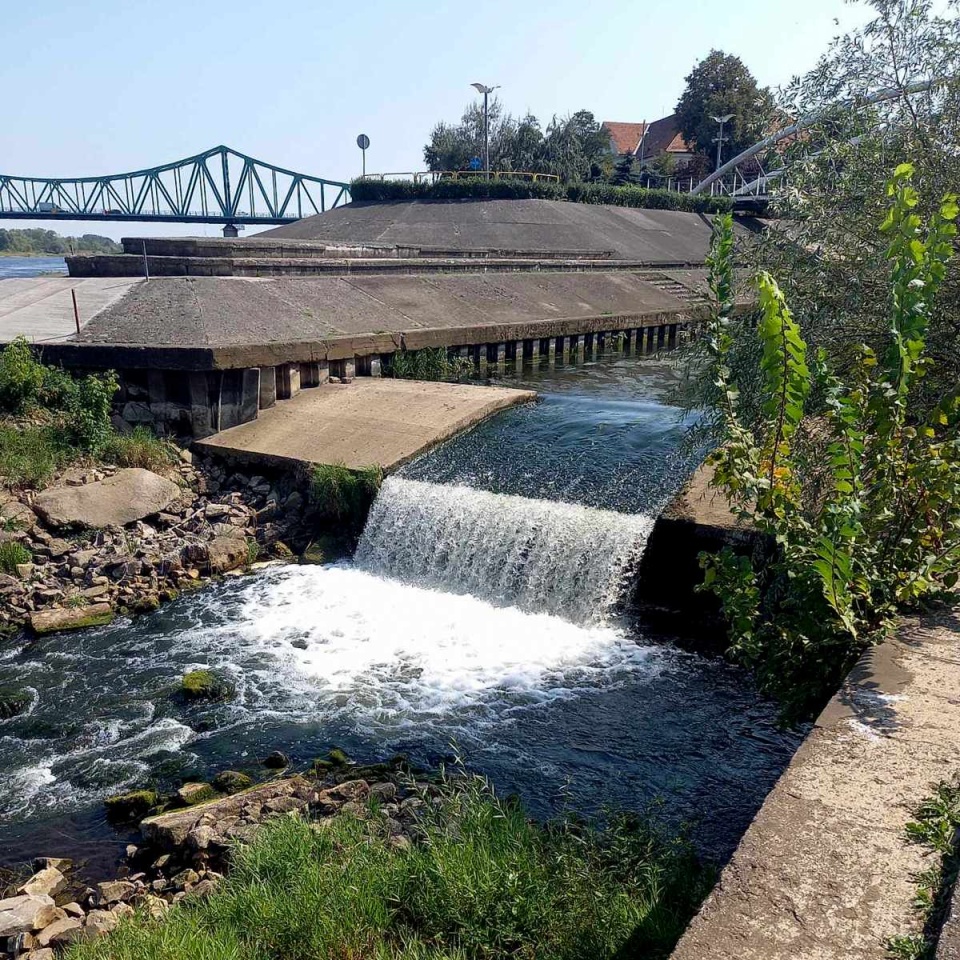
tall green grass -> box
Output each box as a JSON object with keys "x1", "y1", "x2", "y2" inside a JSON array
[
  {"x1": 309, "y1": 462, "x2": 382, "y2": 534},
  {"x1": 386, "y1": 348, "x2": 473, "y2": 383},
  {"x1": 66, "y1": 777, "x2": 712, "y2": 960}
]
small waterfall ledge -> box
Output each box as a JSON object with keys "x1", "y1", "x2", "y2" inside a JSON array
[{"x1": 356, "y1": 477, "x2": 653, "y2": 625}]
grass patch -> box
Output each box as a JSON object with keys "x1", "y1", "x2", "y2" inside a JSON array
[
  {"x1": 101, "y1": 427, "x2": 178, "y2": 471},
  {"x1": 888, "y1": 780, "x2": 960, "y2": 959},
  {"x1": 0, "y1": 540, "x2": 31, "y2": 575},
  {"x1": 386, "y1": 348, "x2": 473, "y2": 382},
  {"x1": 66, "y1": 775, "x2": 713, "y2": 960},
  {"x1": 309, "y1": 463, "x2": 382, "y2": 541},
  {"x1": 0, "y1": 423, "x2": 75, "y2": 488}
]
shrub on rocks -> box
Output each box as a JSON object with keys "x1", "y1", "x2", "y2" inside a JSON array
[
  {"x1": 0, "y1": 541, "x2": 30, "y2": 575},
  {"x1": 179, "y1": 670, "x2": 234, "y2": 703}
]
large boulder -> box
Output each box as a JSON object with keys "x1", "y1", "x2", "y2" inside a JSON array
[
  {"x1": 0, "y1": 894, "x2": 61, "y2": 938},
  {"x1": 32, "y1": 469, "x2": 180, "y2": 530},
  {"x1": 30, "y1": 603, "x2": 113, "y2": 636}
]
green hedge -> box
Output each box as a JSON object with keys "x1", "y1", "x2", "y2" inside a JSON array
[{"x1": 349, "y1": 177, "x2": 732, "y2": 213}]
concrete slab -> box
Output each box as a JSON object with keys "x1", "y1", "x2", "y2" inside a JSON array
[
  {"x1": 259, "y1": 199, "x2": 745, "y2": 263},
  {"x1": 194, "y1": 378, "x2": 535, "y2": 472},
  {"x1": 72, "y1": 272, "x2": 697, "y2": 349},
  {"x1": 0, "y1": 278, "x2": 139, "y2": 344},
  {"x1": 671, "y1": 605, "x2": 960, "y2": 960}
]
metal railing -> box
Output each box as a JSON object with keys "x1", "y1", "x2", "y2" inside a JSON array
[{"x1": 359, "y1": 170, "x2": 561, "y2": 183}]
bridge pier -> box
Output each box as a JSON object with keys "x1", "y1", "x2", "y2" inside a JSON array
[{"x1": 223, "y1": 224, "x2": 240, "y2": 238}]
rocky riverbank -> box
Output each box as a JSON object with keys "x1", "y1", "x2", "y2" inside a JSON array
[
  {"x1": 0, "y1": 450, "x2": 327, "y2": 651},
  {"x1": 0, "y1": 759, "x2": 427, "y2": 959}
]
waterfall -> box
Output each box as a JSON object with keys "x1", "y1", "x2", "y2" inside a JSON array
[{"x1": 355, "y1": 478, "x2": 653, "y2": 624}]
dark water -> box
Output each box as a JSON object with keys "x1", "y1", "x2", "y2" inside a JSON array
[
  {"x1": 0, "y1": 256, "x2": 68, "y2": 278},
  {"x1": 406, "y1": 356, "x2": 707, "y2": 514},
  {"x1": 0, "y1": 354, "x2": 801, "y2": 878}
]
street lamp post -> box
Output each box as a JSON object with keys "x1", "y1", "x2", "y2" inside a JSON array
[
  {"x1": 471, "y1": 82, "x2": 499, "y2": 180},
  {"x1": 712, "y1": 113, "x2": 734, "y2": 172}
]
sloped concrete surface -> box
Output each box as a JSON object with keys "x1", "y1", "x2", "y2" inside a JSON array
[
  {"x1": 671, "y1": 607, "x2": 960, "y2": 960},
  {"x1": 195, "y1": 378, "x2": 534, "y2": 472},
  {"x1": 0, "y1": 277, "x2": 138, "y2": 344},
  {"x1": 73, "y1": 271, "x2": 698, "y2": 348},
  {"x1": 260, "y1": 199, "x2": 731, "y2": 262}
]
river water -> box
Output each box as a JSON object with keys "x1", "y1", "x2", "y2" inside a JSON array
[
  {"x1": 0, "y1": 256, "x2": 68, "y2": 279},
  {"x1": 0, "y1": 355, "x2": 802, "y2": 876}
]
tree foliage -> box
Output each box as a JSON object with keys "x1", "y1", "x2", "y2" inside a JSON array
[
  {"x1": 701, "y1": 167, "x2": 960, "y2": 719},
  {"x1": 423, "y1": 100, "x2": 612, "y2": 182},
  {"x1": 0, "y1": 229, "x2": 120, "y2": 256},
  {"x1": 675, "y1": 50, "x2": 775, "y2": 170}
]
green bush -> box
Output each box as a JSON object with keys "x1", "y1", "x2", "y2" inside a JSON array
[
  {"x1": 0, "y1": 337, "x2": 45, "y2": 414},
  {"x1": 349, "y1": 177, "x2": 732, "y2": 214},
  {"x1": 699, "y1": 165, "x2": 960, "y2": 718},
  {"x1": 0, "y1": 541, "x2": 31, "y2": 575},
  {"x1": 66, "y1": 775, "x2": 713, "y2": 960},
  {"x1": 64, "y1": 371, "x2": 119, "y2": 452}
]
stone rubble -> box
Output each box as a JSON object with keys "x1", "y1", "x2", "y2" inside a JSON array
[
  {"x1": 0, "y1": 763, "x2": 431, "y2": 960},
  {"x1": 0, "y1": 455, "x2": 316, "y2": 642}
]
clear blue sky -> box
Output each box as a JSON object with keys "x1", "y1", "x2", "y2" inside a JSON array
[{"x1": 2, "y1": 0, "x2": 870, "y2": 239}]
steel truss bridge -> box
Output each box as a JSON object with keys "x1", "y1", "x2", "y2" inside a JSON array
[{"x1": 0, "y1": 146, "x2": 350, "y2": 234}]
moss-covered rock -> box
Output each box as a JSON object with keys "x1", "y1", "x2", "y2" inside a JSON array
[
  {"x1": 212, "y1": 770, "x2": 253, "y2": 794},
  {"x1": 105, "y1": 789, "x2": 158, "y2": 823},
  {"x1": 176, "y1": 782, "x2": 215, "y2": 806},
  {"x1": 0, "y1": 687, "x2": 31, "y2": 720},
  {"x1": 179, "y1": 670, "x2": 235, "y2": 702},
  {"x1": 327, "y1": 748, "x2": 351, "y2": 767}
]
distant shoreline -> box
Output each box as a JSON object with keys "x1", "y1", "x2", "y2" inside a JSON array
[{"x1": 0, "y1": 252, "x2": 68, "y2": 259}]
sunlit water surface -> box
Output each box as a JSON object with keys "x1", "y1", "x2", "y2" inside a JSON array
[{"x1": 0, "y1": 355, "x2": 801, "y2": 875}]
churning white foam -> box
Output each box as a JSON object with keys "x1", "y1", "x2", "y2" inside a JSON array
[
  {"x1": 229, "y1": 564, "x2": 662, "y2": 732},
  {"x1": 356, "y1": 478, "x2": 653, "y2": 623}
]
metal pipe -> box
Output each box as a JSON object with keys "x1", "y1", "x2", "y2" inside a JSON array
[{"x1": 691, "y1": 79, "x2": 941, "y2": 196}]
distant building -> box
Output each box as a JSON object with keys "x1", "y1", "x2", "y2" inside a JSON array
[{"x1": 601, "y1": 115, "x2": 695, "y2": 172}]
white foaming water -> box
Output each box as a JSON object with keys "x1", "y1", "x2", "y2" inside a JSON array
[
  {"x1": 228, "y1": 564, "x2": 663, "y2": 732},
  {"x1": 356, "y1": 478, "x2": 653, "y2": 623}
]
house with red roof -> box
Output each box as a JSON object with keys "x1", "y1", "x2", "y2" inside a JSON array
[{"x1": 601, "y1": 115, "x2": 696, "y2": 172}]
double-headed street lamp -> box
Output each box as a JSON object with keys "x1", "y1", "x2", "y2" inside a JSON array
[
  {"x1": 712, "y1": 113, "x2": 734, "y2": 171},
  {"x1": 471, "y1": 82, "x2": 500, "y2": 180}
]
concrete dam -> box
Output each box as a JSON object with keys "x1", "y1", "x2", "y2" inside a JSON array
[{"x1": 0, "y1": 199, "x2": 750, "y2": 444}]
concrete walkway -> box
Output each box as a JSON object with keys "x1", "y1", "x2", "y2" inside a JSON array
[
  {"x1": 0, "y1": 277, "x2": 138, "y2": 344},
  {"x1": 194, "y1": 378, "x2": 535, "y2": 472},
  {"x1": 672, "y1": 606, "x2": 960, "y2": 959}
]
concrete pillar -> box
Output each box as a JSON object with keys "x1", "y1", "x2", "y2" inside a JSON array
[
  {"x1": 276, "y1": 363, "x2": 301, "y2": 400},
  {"x1": 471, "y1": 344, "x2": 486, "y2": 372},
  {"x1": 259, "y1": 366, "x2": 277, "y2": 409},
  {"x1": 584, "y1": 332, "x2": 595, "y2": 356},
  {"x1": 554, "y1": 336, "x2": 567, "y2": 362},
  {"x1": 622, "y1": 329, "x2": 634, "y2": 354},
  {"x1": 355, "y1": 355, "x2": 380, "y2": 377},
  {"x1": 522, "y1": 339, "x2": 535, "y2": 363},
  {"x1": 657, "y1": 325, "x2": 666, "y2": 349},
  {"x1": 505, "y1": 341, "x2": 518, "y2": 362},
  {"x1": 300, "y1": 362, "x2": 322, "y2": 386},
  {"x1": 188, "y1": 372, "x2": 216, "y2": 438},
  {"x1": 486, "y1": 343, "x2": 505, "y2": 371},
  {"x1": 369, "y1": 356, "x2": 382, "y2": 377},
  {"x1": 568, "y1": 334, "x2": 582, "y2": 361},
  {"x1": 646, "y1": 327, "x2": 656, "y2": 351},
  {"x1": 331, "y1": 357, "x2": 356, "y2": 381},
  {"x1": 222, "y1": 224, "x2": 239, "y2": 238},
  {"x1": 597, "y1": 332, "x2": 607, "y2": 353},
  {"x1": 668, "y1": 323, "x2": 678, "y2": 347}
]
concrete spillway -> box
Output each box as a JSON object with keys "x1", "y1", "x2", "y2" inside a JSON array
[{"x1": 356, "y1": 477, "x2": 654, "y2": 624}]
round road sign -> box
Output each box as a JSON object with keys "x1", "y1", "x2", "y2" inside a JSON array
[{"x1": 357, "y1": 134, "x2": 370, "y2": 150}]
